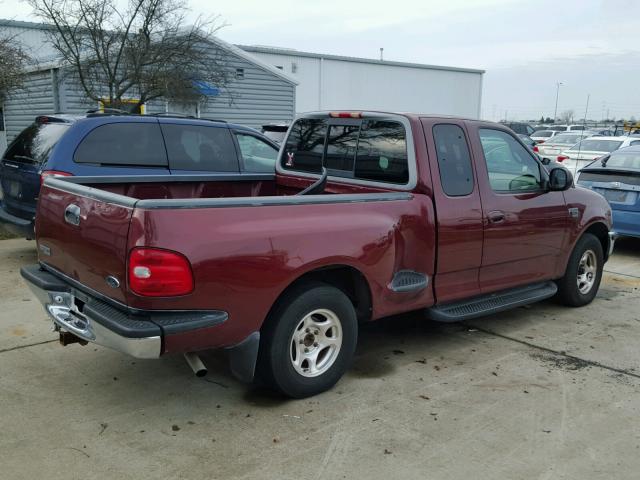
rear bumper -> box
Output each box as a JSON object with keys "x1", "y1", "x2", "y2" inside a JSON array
[
  {"x1": 0, "y1": 203, "x2": 34, "y2": 239},
  {"x1": 20, "y1": 264, "x2": 228, "y2": 359},
  {"x1": 612, "y1": 209, "x2": 640, "y2": 239}
]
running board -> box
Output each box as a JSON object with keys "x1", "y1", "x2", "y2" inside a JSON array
[{"x1": 426, "y1": 281, "x2": 558, "y2": 323}]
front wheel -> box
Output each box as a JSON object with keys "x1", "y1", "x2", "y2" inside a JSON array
[
  {"x1": 257, "y1": 282, "x2": 358, "y2": 398},
  {"x1": 556, "y1": 233, "x2": 604, "y2": 307}
]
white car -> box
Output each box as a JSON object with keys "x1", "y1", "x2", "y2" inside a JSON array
[
  {"x1": 536, "y1": 132, "x2": 592, "y2": 159},
  {"x1": 531, "y1": 129, "x2": 562, "y2": 143},
  {"x1": 557, "y1": 136, "x2": 640, "y2": 174},
  {"x1": 547, "y1": 124, "x2": 588, "y2": 132}
]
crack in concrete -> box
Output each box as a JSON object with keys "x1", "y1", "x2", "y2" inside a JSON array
[
  {"x1": 0, "y1": 339, "x2": 57, "y2": 355},
  {"x1": 464, "y1": 323, "x2": 640, "y2": 380},
  {"x1": 604, "y1": 269, "x2": 640, "y2": 280}
]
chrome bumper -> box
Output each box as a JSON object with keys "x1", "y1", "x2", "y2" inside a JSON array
[{"x1": 26, "y1": 284, "x2": 161, "y2": 359}]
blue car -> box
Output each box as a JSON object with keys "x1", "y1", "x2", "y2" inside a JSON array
[
  {"x1": 577, "y1": 145, "x2": 640, "y2": 238},
  {"x1": 0, "y1": 113, "x2": 280, "y2": 238}
]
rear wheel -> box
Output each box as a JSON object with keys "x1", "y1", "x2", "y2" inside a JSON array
[
  {"x1": 257, "y1": 282, "x2": 357, "y2": 398},
  {"x1": 556, "y1": 233, "x2": 603, "y2": 307}
]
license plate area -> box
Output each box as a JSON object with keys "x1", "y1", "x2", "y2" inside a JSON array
[
  {"x1": 8, "y1": 181, "x2": 20, "y2": 198},
  {"x1": 603, "y1": 190, "x2": 628, "y2": 203}
]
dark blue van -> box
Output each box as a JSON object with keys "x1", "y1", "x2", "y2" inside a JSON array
[{"x1": 0, "y1": 113, "x2": 280, "y2": 238}]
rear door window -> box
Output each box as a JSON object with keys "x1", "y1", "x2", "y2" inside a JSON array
[
  {"x1": 282, "y1": 118, "x2": 327, "y2": 174},
  {"x1": 4, "y1": 123, "x2": 69, "y2": 165},
  {"x1": 433, "y1": 124, "x2": 474, "y2": 196},
  {"x1": 74, "y1": 122, "x2": 167, "y2": 166},
  {"x1": 161, "y1": 124, "x2": 238, "y2": 172},
  {"x1": 234, "y1": 132, "x2": 278, "y2": 173},
  {"x1": 354, "y1": 120, "x2": 408, "y2": 184}
]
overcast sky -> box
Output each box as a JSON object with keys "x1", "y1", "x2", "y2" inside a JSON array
[{"x1": 3, "y1": 0, "x2": 640, "y2": 121}]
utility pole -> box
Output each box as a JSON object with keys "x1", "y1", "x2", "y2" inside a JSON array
[
  {"x1": 553, "y1": 82, "x2": 563, "y2": 123},
  {"x1": 379, "y1": 48, "x2": 384, "y2": 61}
]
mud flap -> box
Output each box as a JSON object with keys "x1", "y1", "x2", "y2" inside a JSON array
[{"x1": 226, "y1": 331, "x2": 260, "y2": 383}]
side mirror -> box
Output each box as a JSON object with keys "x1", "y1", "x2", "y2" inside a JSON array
[{"x1": 548, "y1": 167, "x2": 573, "y2": 191}]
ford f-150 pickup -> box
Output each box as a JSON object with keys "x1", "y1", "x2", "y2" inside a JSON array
[{"x1": 22, "y1": 112, "x2": 615, "y2": 398}]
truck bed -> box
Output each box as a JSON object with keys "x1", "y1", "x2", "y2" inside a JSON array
[{"x1": 35, "y1": 173, "x2": 434, "y2": 353}]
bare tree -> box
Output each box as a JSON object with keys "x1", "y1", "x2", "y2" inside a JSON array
[
  {"x1": 28, "y1": 0, "x2": 230, "y2": 111},
  {"x1": 0, "y1": 35, "x2": 30, "y2": 102},
  {"x1": 559, "y1": 109, "x2": 574, "y2": 124}
]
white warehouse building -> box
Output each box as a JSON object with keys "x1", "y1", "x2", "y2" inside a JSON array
[{"x1": 239, "y1": 45, "x2": 484, "y2": 118}]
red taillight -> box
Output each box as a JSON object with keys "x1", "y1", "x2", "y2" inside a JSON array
[
  {"x1": 128, "y1": 247, "x2": 194, "y2": 297},
  {"x1": 557, "y1": 155, "x2": 569, "y2": 162},
  {"x1": 537, "y1": 140, "x2": 545, "y2": 144},
  {"x1": 329, "y1": 112, "x2": 362, "y2": 118},
  {"x1": 40, "y1": 170, "x2": 72, "y2": 185},
  {"x1": 533, "y1": 145, "x2": 539, "y2": 152}
]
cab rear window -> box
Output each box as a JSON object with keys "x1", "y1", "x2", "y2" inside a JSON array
[{"x1": 281, "y1": 117, "x2": 409, "y2": 184}]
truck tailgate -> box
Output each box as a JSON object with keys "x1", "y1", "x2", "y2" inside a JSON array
[{"x1": 35, "y1": 181, "x2": 134, "y2": 304}]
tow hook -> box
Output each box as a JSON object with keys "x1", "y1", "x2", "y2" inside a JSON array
[
  {"x1": 184, "y1": 352, "x2": 208, "y2": 377},
  {"x1": 59, "y1": 330, "x2": 88, "y2": 346}
]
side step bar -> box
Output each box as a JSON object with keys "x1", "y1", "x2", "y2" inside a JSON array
[{"x1": 426, "y1": 281, "x2": 558, "y2": 323}]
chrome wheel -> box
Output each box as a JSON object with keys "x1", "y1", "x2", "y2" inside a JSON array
[
  {"x1": 289, "y1": 308, "x2": 342, "y2": 378},
  {"x1": 577, "y1": 249, "x2": 597, "y2": 294}
]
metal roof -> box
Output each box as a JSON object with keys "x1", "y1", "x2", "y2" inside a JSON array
[
  {"x1": 0, "y1": 19, "x2": 298, "y2": 85},
  {"x1": 237, "y1": 45, "x2": 485, "y2": 75}
]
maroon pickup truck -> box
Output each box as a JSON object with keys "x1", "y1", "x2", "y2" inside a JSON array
[{"x1": 22, "y1": 112, "x2": 614, "y2": 398}]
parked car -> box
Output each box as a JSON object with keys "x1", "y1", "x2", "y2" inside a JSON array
[
  {"x1": 547, "y1": 124, "x2": 587, "y2": 132},
  {"x1": 536, "y1": 132, "x2": 593, "y2": 161},
  {"x1": 261, "y1": 123, "x2": 289, "y2": 144},
  {"x1": 22, "y1": 111, "x2": 613, "y2": 398},
  {"x1": 557, "y1": 136, "x2": 640, "y2": 173},
  {"x1": 0, "y1": 113, "x2": 279, "y2": 238},
  {"x1": 531, "y1": 129, "x2": 562, "y2": 143},
  {"x1": 517, "y1": 134, "x2": 537, "y2": 150},
  {"x1": 501, "y1": 122, "x2": 536, "y2": 135},
  {"x1": 576, "y1": 145, "x2": 640, "y2": 238}
]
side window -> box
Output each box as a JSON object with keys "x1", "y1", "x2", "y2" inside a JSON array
[
  {"x1": 161, "y1": 124, "x2": 238, "y2": 172},
  {"x1": 479, "y1": 129, "x2": 542, "y2": 193},
  {"x1": 630, "y1": 140, "x2": 640, "y2": 146},
  {"x1": 235, "y1": 133, "x2": 278, "y2": 173},
  {"x1": 432, "y1": 124, "x2": 474, "y2": 196},
  {"x1": 281, "y1": 118, "x2": 327, "y2": 174},
  {"x1": 325, "y1": 124, "x2": 359, "y2": 175},
  {"x1": 354, "y1": 120, "x2": 408, "y2": 184},
  {"x1": 74, "y1": 123, "x2": 167, "y2": 166}
]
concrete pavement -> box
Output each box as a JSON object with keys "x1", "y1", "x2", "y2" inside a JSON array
[{"x1": 0, "y1": 237, "x2": 639, "y2": 480}]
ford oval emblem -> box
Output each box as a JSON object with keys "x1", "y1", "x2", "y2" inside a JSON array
[{"x1": 105, "y1": 276, "x2": 120, "y2": 289}]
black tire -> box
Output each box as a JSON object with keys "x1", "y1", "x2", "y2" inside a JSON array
[
  {"x1": 257, "y1": 282, "x2": 357, "y2": 398},
  {"x1": 556, "y1": 233, "x2": 604, "y2": 307}
]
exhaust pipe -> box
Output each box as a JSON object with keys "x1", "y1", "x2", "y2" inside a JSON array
[{"x1": 184, "y1": 352, "x2": 207, "y2": 377}]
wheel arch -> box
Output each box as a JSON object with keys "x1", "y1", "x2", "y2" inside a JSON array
[
  {"x1": 583, "y1": 222, "x2": 610, "y2": 260},
  {"x1": 263, "y1": 264, "x2": 373, "y2": 329}
]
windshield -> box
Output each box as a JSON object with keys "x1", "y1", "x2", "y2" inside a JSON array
[
  {"x1": 3, "y1": 123, "x2": 69, "y2": 165},
  {"x1": 532, "y1": 130, "x2": 554, "y2": 137},
  {"x1": 549, "y1": 134, "x2": 584, "y2": 145},
  {"x1": 568, "y1": 139, "x2": 622, "y2": 152},
  {"x1": 600, "y1": 152, "x2": 640, "y2": 170}
]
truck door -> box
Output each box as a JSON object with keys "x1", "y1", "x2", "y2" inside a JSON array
[
  {"x1": 470, "y1": 126, "x2": 568, "y2": 293},
  {"x1": 422, "y1": 119, "x2": 484, "y2": 303}
]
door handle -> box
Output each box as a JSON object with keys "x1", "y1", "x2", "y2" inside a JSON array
[
  {"x1": 64, "y1": 204, "x2": 81, "y2": 226},
  {"x1": 487, "y1": 211, "x2": 505, "y2": 224}
]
